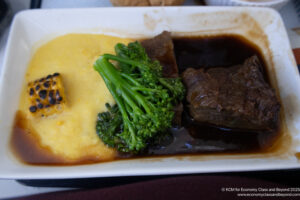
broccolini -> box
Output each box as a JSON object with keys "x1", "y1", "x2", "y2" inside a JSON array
[{"x1": 94, "y1": 41, "x2": 185, "y2": 153}]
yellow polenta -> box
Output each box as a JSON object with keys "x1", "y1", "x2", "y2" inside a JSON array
[{"x1": 18, "y1": 34, "x2": 133, "y2": 162}]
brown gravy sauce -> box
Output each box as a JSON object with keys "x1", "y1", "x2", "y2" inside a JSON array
[
  {"x1": 11, "y1": 35, "x2": 284, "y2": 165},
  {"x1": 11, "y1": 111, "x2": 65, "y2": 164},
  {"x1": 147, "y1": 35, "x2": 281, "y2": 156},
  {"x1": 11, "y1": 111, "x2": 118, "y2": 165}
]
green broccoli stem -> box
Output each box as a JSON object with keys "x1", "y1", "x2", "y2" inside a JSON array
[
  {"x1": 102, "y1": 54, "x2": 146, "y2": 70},
  {"x1": 94, "y1": 41, "x2": 186, "y2": 153},
  {"x1": 121, "y1": 74, "x2": 161, "y2": 94},
  {"x1": 94, "y1": 56, "x2": 157, "y2": 127},
  {"x1": 94, "y1": 60, "x2": 129, "y2": 120},
  {"x1": 94, "y1": 58, "x2": 137, "y2": 146},
  {"x1": 131, "y1": 87, "x2": 160, "y2": 93},
  {"x1": 120, "y1": 73, "x2": 142, "y2": 87},
  {"x1": 95, "y1": 41, "x2": 185, "y2": 153},
  {"x1": 158, "y1": 78, "x2": 175, "y2": 93},
  {"x1": 115, "y1": 44, "x2": 133, "y2": 74},
  {"x1": 101, "y1": 54, "x2": 162, "y2": 110},
  {"x1": 95, "y1": 58, "x2": 141, "y2": 113},
  {"x1": 97, "y1": 57, "x2": 155, "y2": 116}
]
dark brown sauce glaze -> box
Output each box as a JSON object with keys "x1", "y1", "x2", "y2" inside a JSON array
[
  {"x1": 147, "y1": 117, "x2": 280, "y2": 156},
  {"x1": 11, "y1": 34, "x2": 283, "y2": 165},
  {"x1": 147, "y1": 35, "x2": 281, "y2": 156},
  {"x1": 10, "y1": 111, "x2": 65, "y2": 164},
  {"x1": 173, "y1": 34, "x2": 269, "y2": 81},
  {"x1": 11, "y1": 111, "x2": 116, "y2": 165}
]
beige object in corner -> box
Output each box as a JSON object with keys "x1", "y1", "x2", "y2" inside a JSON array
[
  {"x1": 110, "y1": 0, "x2": 185, "y2": 6},
  {"x1": 204, "y1": 0, "x2": 289, "y2": 10}
]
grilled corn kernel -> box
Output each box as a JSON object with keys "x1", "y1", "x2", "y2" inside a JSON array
[{"x1": 27, "y1": 73, "x2": 66, "y2": 117}]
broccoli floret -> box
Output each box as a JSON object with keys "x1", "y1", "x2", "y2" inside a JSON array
[
  {"x1": 115, "y1": 42, "x2": 183, "y2": 103},
  {"x1": 94, "y1": 41, "x2": 185, "y2": 153},
  {"x1": 96, "y1": 103, "x2": 124, "y2": 149}
]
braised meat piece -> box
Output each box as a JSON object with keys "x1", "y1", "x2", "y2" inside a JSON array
[
  {"x1": 141, "y1": 31, "x2": 183, "y2": 126},
  {"x1": 183, "y1": 55, "x2": 280, "y2": 131},
  {"x1": 141, "y1": 31, "x2": 178, "y2": 78}
]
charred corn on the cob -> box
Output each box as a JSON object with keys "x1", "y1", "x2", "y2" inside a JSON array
[{"x1": 27, "y1": 73, "x2": 66, "y2": 117}]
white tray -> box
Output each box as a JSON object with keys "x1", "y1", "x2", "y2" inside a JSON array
[{"x1": 0, "y1": 7, "x2": 300, "y2": 179}]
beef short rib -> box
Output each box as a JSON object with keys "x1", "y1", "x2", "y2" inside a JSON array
[
  {"x1": 141, "y1": 31, "x2": 178, "y2": 78},
  {"x1": 141, "y1": 31, "x2": 183, "y2": 126},
  {"x1": 182, "y1": 55, "x2": 280, "y2": 131}
]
